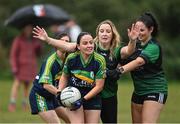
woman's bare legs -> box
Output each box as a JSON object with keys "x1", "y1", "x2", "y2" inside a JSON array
[
  {"x1": 55, "y1": 107, "x2": 70, "y2": 123},
  {"x1": 8, "y1": 78, "x2": 20, "y2": 112},
  {"x1": 85, "y1": 110, "x2": 101, "y2": 124},
  {"x1": 131, "y1": 102, "x2": 142, "y2": 123},
  {"x1": 142, "y1": 101, "x2": 164, "y2": 123},
  {"x1": 66, "y1": 106, "x2": 84, "y2": 123},
  {"x1": 38, "y1": 110, "x2": 61, "y2": 123}
]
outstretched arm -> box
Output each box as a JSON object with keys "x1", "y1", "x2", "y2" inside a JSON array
[
  {"x1": 32, "y1": 26, "x2": 77, "y2": 52},
  {"x1": 121, "y1": 23, "x2": 139, "y2": 59},
  {"x1": 118, "y1": 57, "x2": 145, "y2": 74}
]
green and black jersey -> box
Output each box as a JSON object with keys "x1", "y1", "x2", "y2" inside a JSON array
[
  {"x1": 123, "y1": 39, "x2": 168, "y2": 95},
  {"x1": 32, "y1": 52, "x2": 64, "y2": 98},
  {"x1": 96, "y1": 44, "x2": 122, "y2": 98},
  {"x1": 63, "y1": 51, "x2": 106, "y2": 96}
]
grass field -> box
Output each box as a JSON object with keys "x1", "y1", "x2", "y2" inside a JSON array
[{"x1": 0, "y1": 79, "x2": 180, "y2": 123}]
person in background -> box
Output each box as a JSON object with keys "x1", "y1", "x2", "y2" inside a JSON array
[
  {"x1": 32, "y1": 20, "x2": 139, "y2": 123},
  {"x1": 65, "y1": 18, "x2": 82, "y2": 43},
  {"x1": 49, "y1": 24, "x2": 62, "y2": 37},
  {"x1": 117, "y1": 12, "x2": 168, "y2": 123},
  {"x1": 57, "y1": 32, "x2": 106, "y2": 123},
  {"x1": 29, "y1": 33, "x2": 70, "y2": 123},
  {"x1": 8, "y1": 24, "x2": 42, "y2": 112}
]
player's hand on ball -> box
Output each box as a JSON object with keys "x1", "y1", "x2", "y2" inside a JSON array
[
  {"x1": 60, "y1": 87, "x2": 81, "y2": 108},
  {"x1": 56, "y1": 91, "x2": 65, "y2": 107},
  {"x1": 70, "y1": 98, "x2": 86, "y2": 111},
  {"x1": 56, "y1": 91, "x2": 61, "y2": 100}
]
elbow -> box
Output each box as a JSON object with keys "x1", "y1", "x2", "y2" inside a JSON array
[
  {"x1": 135, "y1": 57, "x2": 145, "y2": 66},
  {"x1": 43, "y1": 83, "x2": 49, "y2": 90},
  {"x1": 98, "y1": 82, "x2": 105, "y2": 92}
]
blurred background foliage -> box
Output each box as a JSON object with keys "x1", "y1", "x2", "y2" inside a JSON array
[{"x1": 0, "y1": 0, "x2": 179, "y2": 80}]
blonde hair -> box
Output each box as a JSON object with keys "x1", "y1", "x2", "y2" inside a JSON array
[{"x1": 94, "y1": 20, "x2": 121, "y2": 58}]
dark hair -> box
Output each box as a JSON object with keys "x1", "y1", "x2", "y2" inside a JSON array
[
  {"x1": 55, "y1": 32, "x2": 69, "y2": 40},
  {"x1": 54, "y1": 32, "x2": 70, "y2": 51},
  {"x1": 76, "y1": 32, "x2": 92, "y2": 45},
  {"x1": 75, "y1": 32, "x2": 93, "y2": 51},
  {"x1": 136, "y1": 12, "x2": 159, "y2": 37}
]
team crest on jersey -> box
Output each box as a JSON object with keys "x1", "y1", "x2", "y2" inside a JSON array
[{"x1": 90, "y1": 71, "x2": 94, "y2": 79}]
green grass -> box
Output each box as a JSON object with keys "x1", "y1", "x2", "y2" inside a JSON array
[
  {"x1": 118, "y1": 81, "x2": 180, "y2": 123},
  {"x1": 0, "y1": 80, "x2": 43, "y2": 123},
  {"x1": 0, "y1": 80, "x2": 180, "y2": 123}
]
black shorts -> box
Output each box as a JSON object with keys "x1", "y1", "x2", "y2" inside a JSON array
[
  {"x1": 83, "y1": 95, "x2": 102, "y2": 110},
  {"x1": 131, "y1": 92, "x2": 167, "y2": 104}
]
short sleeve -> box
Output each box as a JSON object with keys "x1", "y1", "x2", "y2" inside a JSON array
[
  {"x1": 63, "y1": 55, "x2": 71, "y2": 75},
  {"x1": 140, "y1": 44, "x2": 160, "y2": 64},
  {"x1": 95, "y1": 55, "x2": 106, "y2": 79},
  {"x1": 39, "y1": 62, "x2": 53, "y2": 84}
]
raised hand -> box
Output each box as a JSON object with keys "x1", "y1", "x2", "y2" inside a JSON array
[
  {"x1": 128, "y1": 23, "x2": 140, "y2": 42},
  {"x1": 32, "y1": 26, "x2": 48, "y2": 41}
]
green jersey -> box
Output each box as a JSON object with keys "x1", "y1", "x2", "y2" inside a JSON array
[
  {"x1": 96, "y1": 45, "x2": 122, "y2": 98},
  {"x1": 32, "y1": 52, "x2": 64, "y2": 98},
  {"x1": 124, "y1": 39, "x2": 168, "y2": 95}
]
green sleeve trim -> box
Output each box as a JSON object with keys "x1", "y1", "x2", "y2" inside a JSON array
[
  {"x1": 39, "y1": 53, "x2": 56, "y2": 84},
  {"x1": 94, "y1": 52, "x2": 106, "y2": 79}
]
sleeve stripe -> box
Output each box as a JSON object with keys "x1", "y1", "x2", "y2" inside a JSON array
[
  {"x1": 94, "y1": 52, "x2": 106, "y2": 68},
  {"x1": 43, "y1": 53, "x2": 56, "y2": 76}
]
